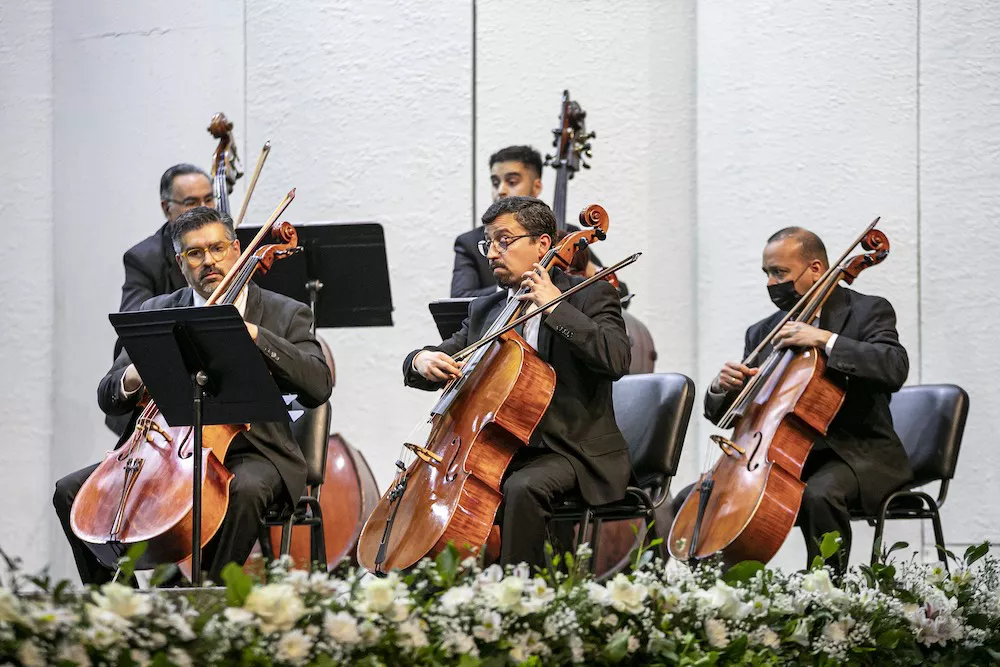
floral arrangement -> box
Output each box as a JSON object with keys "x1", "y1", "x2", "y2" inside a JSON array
[{"x1": 1, "y1": 536, "x2": 998, "y2": 666}]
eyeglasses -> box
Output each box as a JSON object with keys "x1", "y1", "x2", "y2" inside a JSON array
[
  {"x1": 166, "y1": 194, "x2": 216, "y2": 208},
  {"x1": 179, "y1": 240, "x2": 235, "y2": 267},
  {"x1": 477, "y1": 234, "x2": 534, "y2": 257}
]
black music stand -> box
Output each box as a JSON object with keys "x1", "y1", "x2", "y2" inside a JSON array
[
  {"x1": 110, "y1": 305, "x2": 289, "y2": 586},
  {"x1": 236, "y1": 222, "x2": 393, "y2": 330},
  {"x1": 429, "y1": 298, "x2": 474, "y2": 339}
]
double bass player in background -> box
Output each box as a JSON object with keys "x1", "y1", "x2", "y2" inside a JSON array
[
  {"x1": 409, "y1": 196, "x2": 632, "y2": 568},
  {"x1": 673, "y1": 227, "x2": 912, "y2": 573},
  {"x1": 53, "y1": 207, "x2": 332, "y2": 584}
]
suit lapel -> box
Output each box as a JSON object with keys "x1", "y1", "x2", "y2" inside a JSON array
[
  {"x1": 159, "y1": 223, "x2": 186, "y2": 290},
  {"x1": 820, "y1": 285, "x2": 851, "y2": 335},
  {"x1": 537, "y1": 271, "x2": 575, "y2": 360}
]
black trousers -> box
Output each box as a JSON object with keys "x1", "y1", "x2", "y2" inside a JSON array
[
  {"x1": 53, "y1": 440, "x2": 284, "y2": 585},
  {"x1": 496, "y1": 448, "x2": 577, "y2": 569},
  {"x1": 671, "y1": 448, "x2": 860, "y2": 573}
]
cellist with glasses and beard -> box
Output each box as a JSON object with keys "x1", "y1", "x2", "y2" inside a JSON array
[{"x1": 406, "y1": 196, "x2": 632, "y2": 568}]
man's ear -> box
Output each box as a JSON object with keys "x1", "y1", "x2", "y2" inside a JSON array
[
  {"x1": 531, "y1": 177, "x2": 543, "y2": 198},
  {"x1": 161, "y1": 200, "x2": 171, "y2": 218},
  {"x1": 175, "y1": 254, "x2": 184, "y2": 270}
]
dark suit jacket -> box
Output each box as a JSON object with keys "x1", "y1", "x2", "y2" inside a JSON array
[
  {"x1": 98, "y1": 283, "x2": 333, "y2": 502},
  {"x1": 407, "y1": 269, "x2": 632, "y2": 506},
  {"x1": 120, "y1": 222, "x2": 187, "y2": 313},
  {"x1": 449, "y1": 223, "x2": 600, "y2": 298},
  {"x1": 705, "y1": 285, "x2": 913, "y2": 514}
]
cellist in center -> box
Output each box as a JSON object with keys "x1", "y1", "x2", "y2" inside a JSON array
[{"x1": 404, "y1": 196, "x2": 632, "y2": 568}]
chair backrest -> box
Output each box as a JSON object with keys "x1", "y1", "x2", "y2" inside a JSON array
[
  {"x1": 612, "y1": 373, "x2": 695, "y2": 489},
  {"x1": 288, "y1": 399, "x2": 333, "y2": 488},
  {"x1": 889, "y1": 384, "x2": 969, "y2": 484}
]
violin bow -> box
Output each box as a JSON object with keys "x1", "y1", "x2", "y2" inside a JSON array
[
  {"x1": 233, "y1": 141, "x2": 272, "y2": 229},
  {"x1": 452, "y1": 252, "x2": 642, "y2": 362}
]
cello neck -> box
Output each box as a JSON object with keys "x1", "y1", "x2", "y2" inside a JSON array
[
  {"x1": 213, "y1": 155, "x2": 231, "y2": 216},
  {"x1": 552, "y1": 166, "x2": 569, "y2": 233}
]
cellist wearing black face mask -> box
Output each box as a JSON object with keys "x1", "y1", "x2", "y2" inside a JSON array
[{"x1": 672, "y1": 226, "x2": 912, "y2": 574}]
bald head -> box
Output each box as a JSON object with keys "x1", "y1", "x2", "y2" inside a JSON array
[{"x1": 766, "y1": 227, "x2": 829, "y2": 269}]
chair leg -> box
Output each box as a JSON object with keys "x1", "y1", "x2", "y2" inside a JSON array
[
  {"x1": 259, "y1": 524, "x2": 275, "y2": 561},
  {"x1": 929, "y1": 507, "x2": 949, "y2": 571},
  {"x1": 650, "y1": 509, "x2": 667, "y2": 562},
  {"x1": 311, "y1": 507, "x2": 327, "y2": 573},
  {"x1": 590, "y1": 518, "x2": 602, "y2": 573},
  {"x1": 870, "y1": 512, "x2": 887, "y2": 566},
  {"x1": 279, "y1": 517, "x2": 294, "y2": 557}
]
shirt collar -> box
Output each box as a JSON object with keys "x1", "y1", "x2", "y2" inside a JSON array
[{"x1": 192, "y1": 285, "x2": 248, "y2": 317}]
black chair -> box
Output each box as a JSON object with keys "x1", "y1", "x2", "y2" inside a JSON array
[
  {"x1": 259, "y1": 399, "x2": 333, "y2": 570},
  {"x1": 552, "y1": 373, "x2": 695, "y2": 574},
  {"x1": 853, "y1": 384, "x2": 969, "y2": 567}
]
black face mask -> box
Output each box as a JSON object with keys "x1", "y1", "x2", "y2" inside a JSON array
[{"x1": 767, "y1": 280, "x2": 800, "y2": 311}]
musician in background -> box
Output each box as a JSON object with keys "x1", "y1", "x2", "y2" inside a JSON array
[
  {"x1": 408, "y1": 196, "x2": 631, "y2": 568},
  {"x1": 451, "y1": 146, "x2": 545, "y2": 297},
  {"x1": 120, "y1": 164, "x2": 216, "y2": 312},
  {"x1": 54, "y1": 207, "x2": 332, "y2": 584},
  {"x1": 676, "y1": 227, "x2": 912, "y2": 573}
]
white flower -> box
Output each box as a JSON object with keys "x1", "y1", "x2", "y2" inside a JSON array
[
  {"x1": 513, "y1": 563, "x2": 532, "y2": 580},
  {"x1": 390, "y1": 598, "x2": 412, "y2": 622},
  {"x1": 488, "y1": 576, "x2": 525, "y2": 611},
  {"x1": 164, "y1": 612, "x2": 196, "y2": 641},
  {"x1": 56, "y1": 642, "x2": 91, "y2": 667},
  {"x1": 358, "y1": 573, "x2": 401, "y2": 614},
  {"x1": 323, "y1": 610, "x2": 361, "y2": 645},
  {"x1": 801, "y1": 569, "x2": 845, "y2": 602},
  {"x1": 473, "y1": 609, "x2": 503, "y2": 643},
  {"x1": 276, "y1": 629, "x2": 312, "y2": 665},
  {"x1": 788, "y1": 618, "x2": 811, "y2": 647},
  {"x1": 224, "y1": 607, "x2": 255, "y2": 625},
  {"x1": 704, "y1": 618, "x2": 728, "y2": 648},
  {"x1": 478, "y1": 564, "x2": 504, "y2": 585},
  {"x1": 822, "y1": 617, "x2": 854, "y2": 643},
  {"x1": 167, "y1": 648, "x2": 193, "y2": 667},
  {"x1": 508, "y1": 630, "x2": 544, "y2": 662},
  {"x1": 751, "y1": 626, "x2": 781, "y2": 649},
  {"x1": 91, "y1": 582, "x2": 152, "y2": 619},
  {"x1": 398, "y1": 617, "x2": 429, "y2": 649},
  {"x1": 243, "y1": 583, "x2": 306, "y2": 633},
  {"x1": 129, "y1": 649, "x2": 152, "y2": 667},
  {"x1": 569, "y1": 635, "x2": 585, "y2": 663},
  {"x1": 0, "y1": 589, "x2": 22, "y2": 623},
  {"x1": 584, "y1": 581, "x2": 610, "y2": 605},
  {"x1": 17, "y1": 640, "x2": 45, "y2": 667},
  {"x1": 606, "y1": 573, "x2": 648, "y2": 614},
  {"x1": 442, "y1": 630, "x2": 478, "y2": 657},
  {"x1": 527, "y1": 577, "x2": 555, "y2": 604},
  {"x1": 627, "y1": 634, "x2": 641, "y2": 654},
  {"x1": 439, "y1": 585, "x2": 476, "y2": 614},
  {"x1": 695, "y1": 580, "x2": 750, "y2": 619},
  {"x1": 926, "y1": 564, "x2": 948, "y2": 585},
  {"x1": 83, "y1": 606, "x2": 129, "y2": 648}
]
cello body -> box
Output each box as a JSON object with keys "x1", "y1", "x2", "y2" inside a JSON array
[
  {"x1": 357, "y1": 331, "x2": 555, "y2": 572},
  {"x1": 669, "y1": 347, "x2": 845, "y2": 566},
  {"x1": 71, "y1": 416, "x2": 245, "y2": 569}
]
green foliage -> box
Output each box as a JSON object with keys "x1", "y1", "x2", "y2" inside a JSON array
[{"x1": 221, "y1": 561, "x2": 253, "y2": 606}]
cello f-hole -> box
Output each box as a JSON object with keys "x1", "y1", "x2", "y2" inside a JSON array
[
  {"x1": 444, "y1": 437, "x2": 463, "y2": 482},
  {"x1": 746, "y1": 432, "x2": 764, "y2": 472}
]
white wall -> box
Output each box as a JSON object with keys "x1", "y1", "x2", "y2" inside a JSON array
[
  {"x1": 0, "y1": 0, "x2": 997, "y2": 579},
  {"x1": 0, "y1": 0, "x2": 53, "y2": 570}
]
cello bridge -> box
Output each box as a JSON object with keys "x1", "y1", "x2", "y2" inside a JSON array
[
  {"x1": 711, "y1": 435, "x2": 745, "y2": 458},
  {"x1": 404, "y1": 442, "x2": 443, "y2": 465}
]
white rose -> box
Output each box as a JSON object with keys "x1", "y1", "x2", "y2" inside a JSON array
[
  {"x1": 359, "y1": 573, "x2": 400, "y2": 614},
  {"x1": 0, "y1": 589, "x2": 22, "y2": 623},
  {"x1": 439, "y1": 585, "x2": 476, "y2": 614},
  {"x1": 697, "y1": 581, "x2": 750, "y2": 620},
  {"x1": 489, "y1": 576, "x2": 525, "y2": 611},
  {"x1": 472, "y1": 610, "x2": 503, "y2": 643},
  {"x1": 606, "y1": 573, "x2": 648, "y2": 614},
  {"x1": 91, "y1": 582, "x2": 152, "y2": 619},
  {"x1": 398, "y1": 617, "x2": 430, "y2": 649},
  {"x1": 276, "y1": 629, "x2": 312, "y2": 666},
  {"x1": 323, "y1": 610, "x2": 361, "y2": 645},
  {"x1": 56, "y1": 642, "x2": 91, "y2": 667},
  {"x1": 788, "y1": 618, "x2": 811, "y2": 647},
  {"x1": 752, "y1": 627, "x2": 781, "y2": 649},
  {"x1": 584, "y1": 581, "x2": 610, "y2": 606},
  {"x1": 822, "y1": 617, "x2": 854, "y2": 643},
  {"x1": 704, "y1": 618, "x2": 728, "y2": 648},
  {"x1": 17, "y1": 640, "x2": 45, "y2": 667},
  {"x1": 243, "y1": 583, "x2": 306, "y2": 633},
  {"x1": 801, "y1": 570, "x2": 844, "y2": 600}
]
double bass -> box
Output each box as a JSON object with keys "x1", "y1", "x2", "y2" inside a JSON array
[
  {"x1": 207, "y1": 113, "x2": 244, "y2": 217},
  {"x1": 70, "y1": 194, "x2": 298, "y2": 573},
  {"x1": 357, "y1": 206, "x2": 632, "y2": 573},
  {"x1": 669, "y1": 220, "x2": 890, "y2": 566}
]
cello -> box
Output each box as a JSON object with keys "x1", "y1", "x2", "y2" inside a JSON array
[
  {"x1": 669, "y1": 220, "x2": 890, "y2": 566},
  {"x1": 357, "y1": 206, "x2": 634, "y2": 573},
  {"x1": 70, "y1": 193, "x2": 299, "y2": 573},
  {"x1": 207, "y1": 112, "x2": 244, "y2": 218}
]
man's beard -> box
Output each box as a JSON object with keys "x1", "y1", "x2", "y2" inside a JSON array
[
  {"x1": 196, "y1": 268, "x2": 224, "y2": 297},
  {"x1": 490, "y1": 261, "x2": 515, "y2": 289}
]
